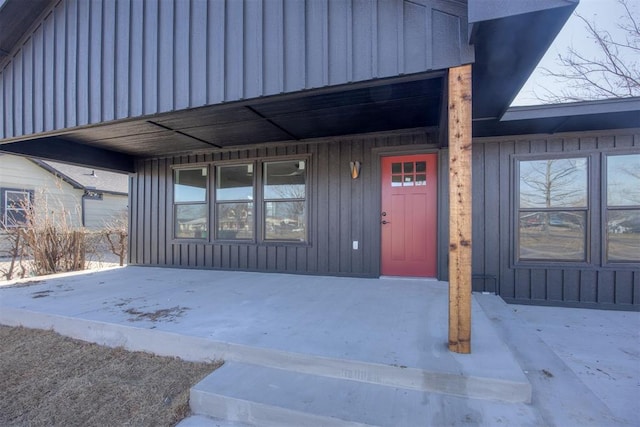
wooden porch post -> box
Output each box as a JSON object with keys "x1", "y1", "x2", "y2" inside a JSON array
[{"x1": 447, "y1": 64, "x2": 472, "y2": 354}]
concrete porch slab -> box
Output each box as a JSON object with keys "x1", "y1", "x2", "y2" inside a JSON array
[{"x1": 0, "y1": 267, "x2": 530, "y2": 404}]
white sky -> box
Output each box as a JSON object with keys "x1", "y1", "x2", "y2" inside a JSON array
[{"x1": 512, "y1": 0, "x2": 634, "y2": 106}]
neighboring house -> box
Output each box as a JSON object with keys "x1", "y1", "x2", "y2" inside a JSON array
[
  {"x1": 0, "y1": 153, "x2": 128, "y2": 230},
  {"x1": 0, "y1": 0, "x2": 638, "y2": 310}
]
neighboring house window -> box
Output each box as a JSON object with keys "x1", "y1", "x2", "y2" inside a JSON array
[
  {"x1": 174, "y1": 167, "x2": 208, "y2": 239},
  {"x1": 1, "y1": 188, "x2": 33, "y2": 227},
  {"x1": 517, "y1": 157, "x2": 588, "y2": 262},
  {"x1": 263, "y1": 160, "x2": 307, "y2": 241},
  {"x1": 216, "y1": 163, "x2": 255, "y2": 240},
  {"x1": 606, "y1": 153, "x2": 640, "y2": 263}
]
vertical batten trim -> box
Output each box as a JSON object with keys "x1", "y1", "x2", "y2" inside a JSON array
[
  {"x1": 371, "y1": 0, "x2": 378, "y2": 78},
  {"x1": 172, "y1": 0, "x2": 177, "y2": 110},
  {"x1": 51, "y1": 5, "x2": 57, "y2": 130},
  {"x1": 426, "y1": 6, "x2": 433, "y2": 71},
  {"x1": 396, "y1": 0, "x2": 404, "y2": 75},
  {"x1": 322, "y1": 0, "x2": 328, "y2": 86},
  {"x1": 346, "y1": 0, "x2": 353, "y2": 82}
]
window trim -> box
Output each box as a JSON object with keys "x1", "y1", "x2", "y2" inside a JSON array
[
  {"x1": 1, "y1": 188, "x2": 34, "y2": 228},
  {"x1": 513, "y1": 154, "x2": 592, "y2": 267},
  {"x1": 214, "y1": 161, "x2": 257, "y2": 242},
  {"x1": 172, "y1": 165, "x2": 210, "y2": 241},
  {"x1": 170, "y1": 156, "x2": 312, "y2": 246},
  {"x1": 602, "y1": 152, "x2": 640, "y2": 266},
  {"x1": 262, "y1": 159, "x2": 309, "y2": 243}
]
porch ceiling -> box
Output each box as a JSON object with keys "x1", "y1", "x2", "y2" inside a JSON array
[{"x1": 0, "y1": 75, "x2": 443, "y2": 172}]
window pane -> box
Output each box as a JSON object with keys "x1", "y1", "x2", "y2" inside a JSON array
[
  {"x1": 416, "y1": 161, "x2": 426, "y2": 173},
  {"x1": 391, "y1": 176, "x2": 402, "y2": 187},
  {"x1": 5, "y1": 209, "x2": 28, "y2": 227},
  {"x1": 6, "y1": 191, "x2": 30, "y2": 207},
  {"x1": 264, "y1": 160, "x2": 306, "y2": 200},
  {"x1": 265, "y1": 201, "x2": 306, "y2": 241},
  {"x1": 519, "y1": 158, "x2": 587, "y2": 208},
  {"x1": 175, "y1": 168, "x2": 207, "y2": 202},
  {"x1": 607, "y1": 210, "x2": 640, "y2": 262},
  {"x1": 607, "y1": 154, "x2": 640, "y2": 207},
  {"x1": 403, "y1": 162, "x2": 413, "y2": 173},
  {"x1": 175, "y1": 204, "x2": 207, "y2": 239},
  {"x1": 216, "y1": 164, "x2": 254, "y2": 201},
  {"x1": 217, "y1": 202, "x2": 254, "y2": 239},
  {"x1": 3, "y1": 191, "x2": 30, "y2": 227},
  {"x1": 391, "y1": 163, "x2": 401, "y2": 174},
  {"x1": 519, "y1": 211, "x2": 586, "y2": 261}
]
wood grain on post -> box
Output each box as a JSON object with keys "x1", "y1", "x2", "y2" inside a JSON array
[{"x1": 448, "y1": 64, "x2": 472, "y2": 354}]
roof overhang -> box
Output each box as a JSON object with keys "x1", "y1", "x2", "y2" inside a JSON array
[
  {"x1": 0, "y1": 136, "x2": 136, "y2": 173},
  {"x1": 474, "y1": 97, "x2": 640, "y2": 138},
  {"x1": 0, "y1": 72, "x2": 446, "y2": 168},
  {"x1": 469, "y1": 0, "x2": 578, "y2": 120},
  {"x1": 0, "y1": 0, "x2": 587, "y2": 168}
]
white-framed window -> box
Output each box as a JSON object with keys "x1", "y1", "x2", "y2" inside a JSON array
[
  {"x1": 173, "y1": 167, "x2": 208, "y2": 239},
  {"x1": 1, "y1": 188, "x2": 33, "y2": 227}
]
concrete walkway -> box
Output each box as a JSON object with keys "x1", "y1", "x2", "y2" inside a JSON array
[{"x1": 0, "y1": 267, "x2": 637, "y2": 426}]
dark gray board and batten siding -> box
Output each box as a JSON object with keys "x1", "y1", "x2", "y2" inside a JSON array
[
  {"x1": 472, "y1": 129, "x2": 640, "y2": 309},
  {"x1": 130, "y1": 127, "x2": 639, "y2": 309},
  {"x1": 129, "y1": 132, "x2": 445, "y2": 278},
  {"x1": 0, "y1": 0, "x2": 473, "y2": 142}
]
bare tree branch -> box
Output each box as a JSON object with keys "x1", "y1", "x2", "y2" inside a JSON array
[{"x1": 537, "y1": 0, "x2": 640, "y2": 102}]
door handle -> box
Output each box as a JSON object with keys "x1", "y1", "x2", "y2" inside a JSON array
[
  {"x1": 381, "y1": 212, "x2": 387, "y2": 216},
  {"x1": 381, "y1": 220, "x2": 390, "y2": 225}
]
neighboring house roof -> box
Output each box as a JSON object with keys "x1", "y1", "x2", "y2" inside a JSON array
[
  {"x1": 30, "y1": 159, "x2": 129, "y2": 195},
  {"x1": 474, "y1": 97, "x2": 640, "y2": 138}
]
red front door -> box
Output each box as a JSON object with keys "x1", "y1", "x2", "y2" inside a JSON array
[{"x1": 381, "y1": 154, "x2": 437, "y2": 277}]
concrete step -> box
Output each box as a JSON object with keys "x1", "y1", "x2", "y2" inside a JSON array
[
  {"x1": 176, "y1": 414, "x2": 253, "y2": 427},
  {"x1": 1, "y1": 306, "x2": 531, "y2": 403},
  {"x1": 190, "y1": 362, "x2": 544, "y2": 427}
]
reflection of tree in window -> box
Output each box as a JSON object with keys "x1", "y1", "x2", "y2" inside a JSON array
[
  {"x1": 608, "y1": 155, "x2": 640, "y2": 206},
  {"x1": 264, "y1": 161, "x2": 307, "y2": 241},
  {"x1": 606, "y1": 154, "x2": 640, "y2": 262},
  {"x1": 174, "y1": 168, "x2": 208, "y2": 239},
  {"x1": 520, "y1": 159, "x2": 586, "y2": 209},
  {"x1": 518, "y1": 158, "x2": 587, "y2": 261},
  {"x1": 216, "y1": 164, "x2": 254, "y2": 240}
]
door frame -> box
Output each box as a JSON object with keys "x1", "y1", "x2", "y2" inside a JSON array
[{"x1": 372, "y1": 145, "x2": 445, "y2": 279}]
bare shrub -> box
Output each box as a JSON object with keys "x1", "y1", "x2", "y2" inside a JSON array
[
  {"x1": 1, "y1": 182, "x2": 128, "y2": 280},
  {"x1": 21, "y1": 189, "x2": 86, "y2": 276},
  {"x1": 0, "y1": 225, "x2": 29, "y2": 280},
  {"x1": 102, "y1": 210, "x2": 128, "y2": 266}
]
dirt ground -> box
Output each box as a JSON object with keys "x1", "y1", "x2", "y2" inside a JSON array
[{"x1": 0, "y1": 325, "x2": 221, "y2": 426}]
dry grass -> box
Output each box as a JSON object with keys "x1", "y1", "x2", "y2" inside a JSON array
[{"x1": 0, "y1": 325, "x2": 221, "y2": 426}]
